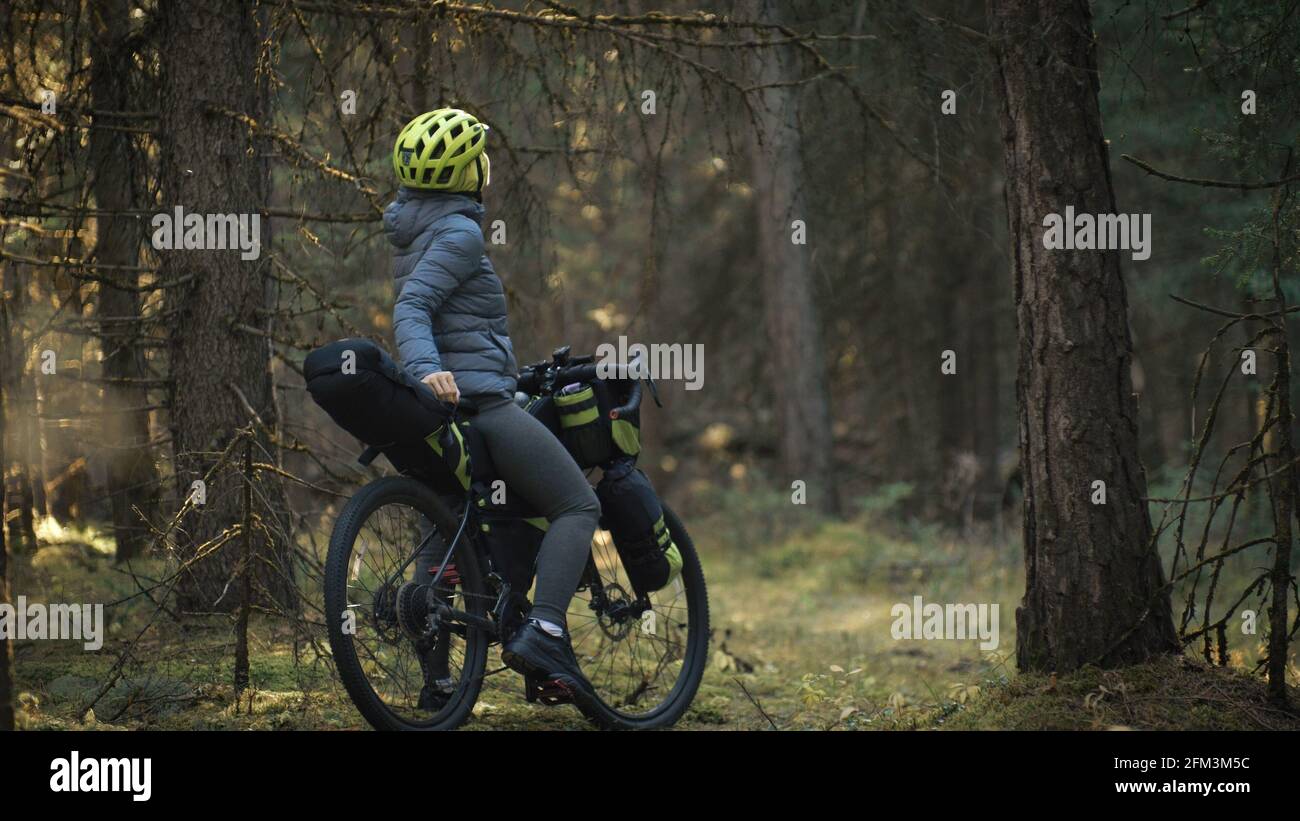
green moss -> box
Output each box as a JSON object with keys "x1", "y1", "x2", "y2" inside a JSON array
[{"x1": 936, "y1": 655, "x2": 1300, "y2": 731}]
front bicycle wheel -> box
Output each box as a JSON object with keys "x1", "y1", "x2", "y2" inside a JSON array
[
  {"x1": 566, "y1": 504, "x2": 710, "y2": 729},
  {"x1": 324, "y1": 476, "x2": 490, "y2": 730}
]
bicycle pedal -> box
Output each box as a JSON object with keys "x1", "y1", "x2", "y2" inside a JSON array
[{"x1": 524, "y1": 673, "x2": 575, "y2": 706}]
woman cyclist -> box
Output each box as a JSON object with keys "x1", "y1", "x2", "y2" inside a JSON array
[{"x1": 386, "y1": 108, "x2": 600, "y2": 708}]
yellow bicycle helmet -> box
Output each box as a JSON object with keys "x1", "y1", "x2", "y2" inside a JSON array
[{"x1": 393, "y1": 108, "x2": 489, "y2": 191}]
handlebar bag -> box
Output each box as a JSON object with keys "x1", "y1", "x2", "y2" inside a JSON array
[
  {"x1": 595, "y1": 460, "x2": 682, "y2": 595},
  {"x1": 554, "y1": 382, "x2": 616, "y2": 468},
  {"x1": 304, "y1": 338, "x2": 470, "y2": 495},
  {"x1": 608, "y1": 389, "x2": 641, "y2": 458},
  {"x1": 523, "y1": 393, "x2": 561, "y2": 437},
  {"x1": 551, "y1": 379, "x2": 642, "y2": 467}
]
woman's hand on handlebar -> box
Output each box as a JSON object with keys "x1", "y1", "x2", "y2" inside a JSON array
[{"x1": 422, "y1": 370, "x2": 460, "y2": 405}]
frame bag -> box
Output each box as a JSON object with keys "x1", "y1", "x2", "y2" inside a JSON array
[{"x1": 475, "y1": 492, "x2": 546, "y2": 595}]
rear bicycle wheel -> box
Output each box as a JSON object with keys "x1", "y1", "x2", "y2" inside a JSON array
[
  {"x1": 324, "y1": 476, "x2": 490, "y2": 730},
  {"x1": 566, "y1": 505, "x2": 710, "y2": 729}
]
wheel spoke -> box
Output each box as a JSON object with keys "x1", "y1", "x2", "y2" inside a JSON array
[
  {"x1": 329, "y1": 484, "x2": 488, "y2": 729},
  {"x1": 565, "y1": 514, "x2": 703, "y2": 720}
]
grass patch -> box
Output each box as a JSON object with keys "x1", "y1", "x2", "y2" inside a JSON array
[
  {"x1": 8, "y1": 503, "x2": 1297, "y2": 731},
  {"x1": 936, "y1": 655, "x2": 1300, "y2": 731}
]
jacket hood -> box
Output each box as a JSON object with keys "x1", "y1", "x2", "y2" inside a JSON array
[{"x1": 383, "y1": 189, "x2": 485, "y2": 250}]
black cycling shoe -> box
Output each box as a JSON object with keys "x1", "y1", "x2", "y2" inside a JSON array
[{"x1": 501, "y1": 620, "x2": 598, "y2": 707}]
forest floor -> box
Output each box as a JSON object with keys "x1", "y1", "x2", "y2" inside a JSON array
[{"x1": 8, "y1": 512, "x2": 1298, "y2": 731}]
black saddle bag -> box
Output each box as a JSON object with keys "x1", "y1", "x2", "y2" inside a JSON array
[{"x1": 304, "y1": 338, "x2": 470, "y2": 495}]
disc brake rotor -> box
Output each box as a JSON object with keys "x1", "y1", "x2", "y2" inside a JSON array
[{"x1": 596, "y1": 583, "x2": 639, "y2": 641}]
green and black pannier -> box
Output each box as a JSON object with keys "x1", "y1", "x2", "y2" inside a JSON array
[{"x1": 596, "y1": 460, "x2": 682, "y2": 595}]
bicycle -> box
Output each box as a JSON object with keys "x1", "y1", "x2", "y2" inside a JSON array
[{"x1": 322, "y1": 346, "x2": 710, "y2": 730}]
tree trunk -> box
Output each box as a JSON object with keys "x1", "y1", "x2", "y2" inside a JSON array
[
  {"x1": 987, "y1": 0, "x2": 1180, "y2": 671},
  {"x1": 1, "y1": 269, "x2": 37, "y2": 552},
  {"x1": 746, "y1": 0, "x2": 838, "y2": 515},
  {"x1": 1264, "y1": 189, "x2": 1294, "y2": 706},
  {"x1": 972, "y1": 258, "x2": 1003, "y2": 523},
  {"x1": 91, "y1": 0, "x2": 159, "y2": 561},
  {"x1": 159, "y1": 0, "x2": 293, "y2": 612},
  {"x1": 0, "y1": 275, "x2": 14, "y2": 732}
]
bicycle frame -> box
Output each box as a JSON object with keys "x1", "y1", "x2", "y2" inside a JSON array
[
  {"x1": 394, "y1": 483, "x2": 652, "y2": 644},
  {"x1": 383, "y1": 348, "x2": 659, "y2": 645}
]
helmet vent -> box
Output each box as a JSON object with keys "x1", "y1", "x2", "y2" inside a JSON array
[{"x1": 393, "y1": 108, "x2": 487, "y2": 190}]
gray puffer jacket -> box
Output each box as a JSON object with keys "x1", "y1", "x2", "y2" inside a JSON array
[{"x1": 386, "y1": 189, "x2": 518, "y2": 400}]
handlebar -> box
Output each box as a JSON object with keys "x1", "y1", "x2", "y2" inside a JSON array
[
  {"x1": 555, "y1": 362, "x2": 602, "y2": 386},
  {"x1": 515, "y1": 367, "x2": 544, "y2": 395},
  {"x1": 516, "y1": 359, "x2": 645, "y2": 418},
  {"x1": 609, "y1": 379, "x2": 641, "y2": 420}
]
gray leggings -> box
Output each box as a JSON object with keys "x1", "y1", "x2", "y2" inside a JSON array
[{"x1": 466, "y1": 395, "x2": 600, "y2": 627}]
